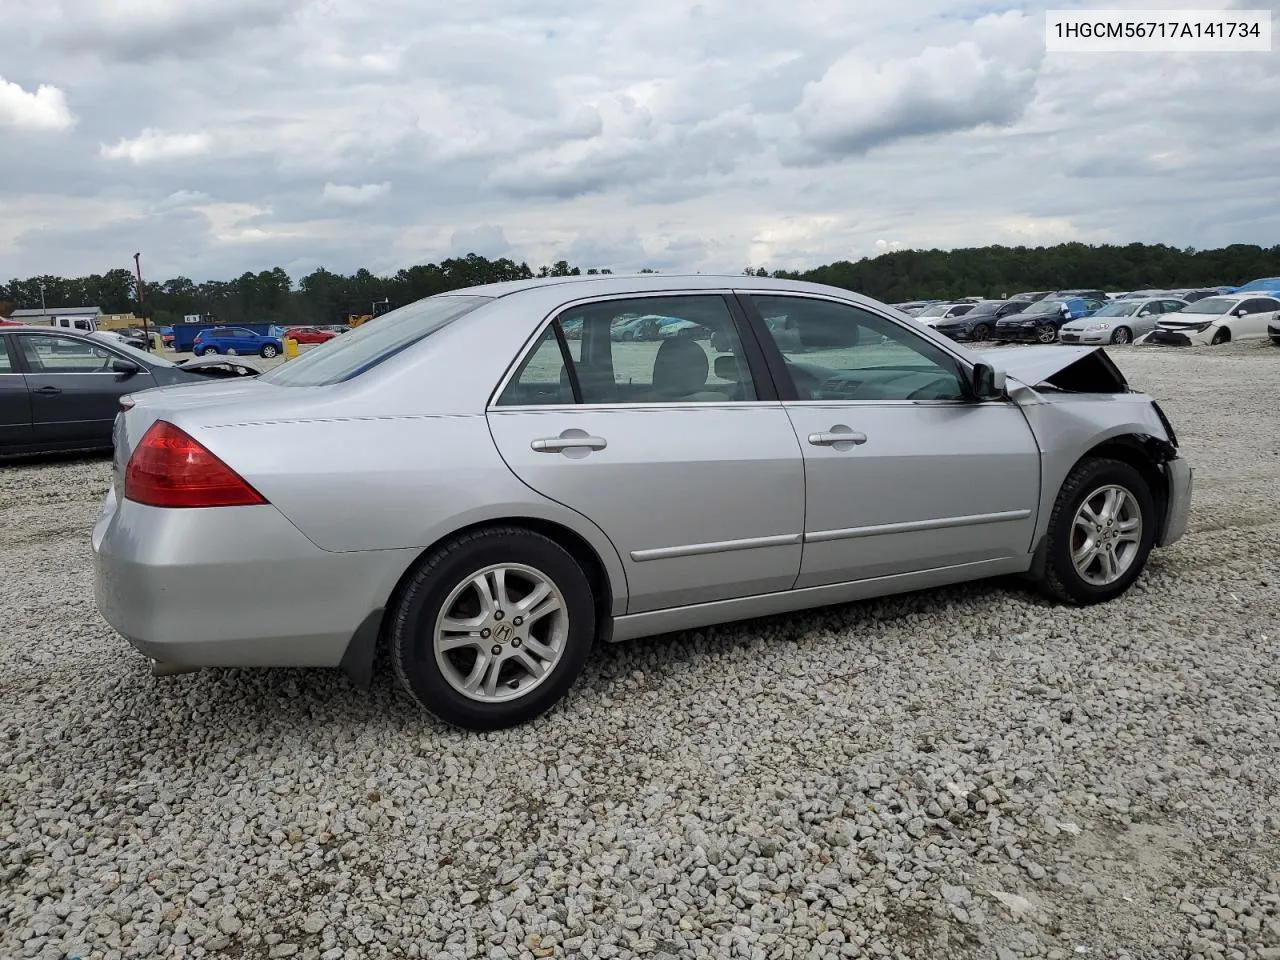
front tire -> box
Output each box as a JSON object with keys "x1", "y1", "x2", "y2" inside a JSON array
[
  {"x1": 390, "y1": 527, "x2": 596, "y2": 730},
  {"x1": 260, "y1": 344, "x2": 279, "y2": 358},
  {"x1": 1210, "y1": 328, "x2": 1230, "y2": 345},
  {"x1": 971, "y1": 322, "x2": 992, "y2": 340},
  {"x1": 1111, "y1": 326, "x2": 1132, "y2": 344},
  {"x1": 1039, "y1": 458, "x2": 1156, "y2": 604},
  {"x1": 1036, "y1": 324, "x2": 1057, "y2": 344}
]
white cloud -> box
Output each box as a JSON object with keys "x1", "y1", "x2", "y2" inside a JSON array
[
  {"x1": 320, "y1": 181, "x2": 391, "y2": 205},
  {"x1": 101, "y1": 128, "x2": 211, "y2": 164},
  {"x1": 0, "y1": 75, "x2": 76, "y2": 131},
  {"x1": 1, "y1": 1, "x2": 1279, "y2": 280}
]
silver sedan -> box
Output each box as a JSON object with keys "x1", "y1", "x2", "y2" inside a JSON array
[
  {"x1": 1059, "y1": 296, "x2": 1188, "y2": 345},
  {"x1": 93, "y1": 275, "x2": 1192, "y2": 729}
]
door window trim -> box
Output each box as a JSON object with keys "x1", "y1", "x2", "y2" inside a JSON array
[
  {"x1": 732, "y1": 290, "x2": 987, "y2": 405},
  {"x1": 12, "y1": 332, "x2": 136, "y2": 375},
  {"x1": 487, "y1": 290, "x2": 780, "y2": 410}
]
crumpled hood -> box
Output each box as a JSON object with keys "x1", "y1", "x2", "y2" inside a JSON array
[{"x1": 972, "y1": 345, "x2": 1127, "y2": 392}]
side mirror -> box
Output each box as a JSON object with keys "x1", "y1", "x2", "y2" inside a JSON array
[
  {"x1": 112, "y1": 358, "x2": 141, "y2": 376},
  {"x1": 1235, "y1": 308, "x2": 1248, "y2": 317},
  {"x1": 971, "y1": 362, "x2": 1004, "y2": 400}
]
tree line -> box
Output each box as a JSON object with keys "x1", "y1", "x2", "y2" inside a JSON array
[{"x1": 3, "y1": 242, "x2": 1278, "y2": 326}]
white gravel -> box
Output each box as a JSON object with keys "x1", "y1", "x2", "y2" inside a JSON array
[{"x1": 2, "y1": 341, "x2": 1278, "y2": 960}]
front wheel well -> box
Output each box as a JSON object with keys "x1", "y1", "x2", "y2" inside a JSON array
[
  {"x1": 1029, "y1": 435, "x2": 1171, "y2": 581},
  {"x1": 1075, "y1": 435, "x2": 1170, "y2": 522}
]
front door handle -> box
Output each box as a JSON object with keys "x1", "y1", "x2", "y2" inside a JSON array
[
  {"x1": 531, "y1": 431, "x2": 608, "y2": 454},
  {"x1": 808, "y1": 427, "x2": 868, "y2": 447},
  {"x1": 33, "y1": 385, "x2": 62, "y2": 396}
]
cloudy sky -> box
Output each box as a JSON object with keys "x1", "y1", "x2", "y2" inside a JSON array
[{"x1": 1, "y1": 0, "x2": 1277, "y2": 283}]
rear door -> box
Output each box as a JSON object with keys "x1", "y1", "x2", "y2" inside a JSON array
[
  {"x1": 0, "y1": 336, "x2": 34, "y2": 450},
  {"x1": 487, "y1": 293, "x2": 805, "y2": 614},
  {"x1": 739, "y1": 292, "x2": 1041, "y2": 589},
  {"x1": 15, "y1": 333, "x2": 158, "y2": 447}
]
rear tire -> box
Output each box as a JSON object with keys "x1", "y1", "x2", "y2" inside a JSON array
[
  {"x1": 1039, "y1": 458, "x2": 1156, "y2": 605},
  {"x1": 1111, "y1": 326, "x2": 1132, "y2": 344},
  {"x1": 197, "y1": 346, "x2": 217, "y2": 356},
  {"x1": 1210, "y1": 328, "x2": 1230, "y2": 345},
  {"x1": 390, "y1": 527, "x2": 596, "y2": 730}
]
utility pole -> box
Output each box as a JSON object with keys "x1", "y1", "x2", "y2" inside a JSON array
[
  {"x1": 133, "y1": 252, "x2": 152, "y2": 350},
  {"x1": 39, "y1": 282, "x2": 47, "y2": 321}
]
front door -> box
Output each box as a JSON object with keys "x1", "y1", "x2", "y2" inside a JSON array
[
  {"x1": 16, "y1": 333, "x2": 157, "y2": 447},
  {"x1": 741, "y1": 293, "x2": 1042, "y2": 589},
  {"x1": 487, "y1": 293, "x2": 805, "y2": 614},
  {"x1": 0, "y1": 337, "x2": 33, "y2": 450}
]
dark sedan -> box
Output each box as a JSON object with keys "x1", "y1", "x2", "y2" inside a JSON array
[
  {"x1": 1, "y1": 327, "x2": 259, "y2": 457},
  {"x1": 931, "y1": 299, "x2": 1033, "y2": 341}
]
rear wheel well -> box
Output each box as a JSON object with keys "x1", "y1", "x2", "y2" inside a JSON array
[{"x1": 379, "y1": 519, "x2": 615, "y2": 653}]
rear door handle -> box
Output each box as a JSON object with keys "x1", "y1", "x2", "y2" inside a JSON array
[
  {"x1": 33, "y1": 386, "x2": 62, "y2": 396},
  {"x1": 531, "y1": 434, "x2": 607, "y2": 453},
  {"x1": 808, "y1": 429, "x2": 867, "y2": 447}
]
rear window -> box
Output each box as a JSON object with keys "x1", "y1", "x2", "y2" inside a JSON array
[{"x1": 261, "y1": 295, "x2": 490, "y2": 386}]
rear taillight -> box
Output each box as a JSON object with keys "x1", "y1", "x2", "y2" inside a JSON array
[{"x1": 124, "y1": 420, "x2": 267, "y2": 508}]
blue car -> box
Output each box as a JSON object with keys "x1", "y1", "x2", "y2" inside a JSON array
[
  {"x1": 193, "y1": 326, "x2": 284, "y2": 358},
  {"x1": 1233, "y1": 276, "x2": 1280, "y2": 295},
  {"x1": 992, "y1": 296, "x2": 1105, "y2": 343}
]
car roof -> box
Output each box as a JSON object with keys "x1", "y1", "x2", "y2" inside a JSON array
[{"x1": 434, "y1": 273, "x2": 889, "y2": 301}]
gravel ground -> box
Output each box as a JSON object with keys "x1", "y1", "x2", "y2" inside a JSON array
[{"x1": 2, "y1": 341, "x2": 1279, "y2": 960}]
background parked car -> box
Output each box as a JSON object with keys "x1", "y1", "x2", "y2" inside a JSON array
[
  {"x1": 1232, "y1": 276, "x2": 1280, "y2": 295},
  {"x1": 914, "y1": 302, "x2": 975, "y2": 326},
  {"x1": 1008, "y1": 290, "x2": 1053, "y2": 303},
  {"x1": 931, "y1": 299, "x2": 1034, "y2": 341},
  {"x1": 1141, "y1": 294, "x2": 1280, "y2": 346},
  {"x1": 193, "y1": 327, "x2": 285, "y2": 358},
  {"x1": 1, "y1": 327, "x2": 259, "y2": 457},
  {"x1": 97, "y1": 329, "x2": 150, "y2": 351},
  {"x1": 284, "y1": 326, "x2": 337, "y2": 345},
  {"x1": 1059, "y1": 297, "x2": 1188, "y2": 345},
  {"x1": 993, "y1": 297, "x2": 1104, "y2": 343}
]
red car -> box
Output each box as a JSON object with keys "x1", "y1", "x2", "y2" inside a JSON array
[{"x1": 284, "y1": 326, "x2": 336, "y2": 344}]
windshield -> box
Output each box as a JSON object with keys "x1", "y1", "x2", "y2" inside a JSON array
[
  {"x1": 262, "y1": 295, "x2": 490, "y2": 386},
  {"x1": 1025, "y1": 300, "x2": 1065, "y2": 316},
  {"x1": 963, "y1": 301, "x2": 1003, "y2": 317},
  {"x1": 1090, "y1": 301, "x2": 1140, "y2": 318},
  {"x1": 89, "y1": 332, "x2": 175, "y2": 367},
  {"x1": 1180, "y1": 297, "x2": 1238, "y2": 315},
  {"x1": 916, "y1": 303, "x2": 952, "y2": 317}
]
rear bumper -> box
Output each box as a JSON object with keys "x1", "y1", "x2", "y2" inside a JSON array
[
  {"x1": 92, "y1": 488, "x2": 416, "y2": 668},
  {"x1": 1158, "y1": 457, "x2": 1193, "y2": 547}
]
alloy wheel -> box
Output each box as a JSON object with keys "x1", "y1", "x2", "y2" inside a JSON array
[
  {"x1": 432, "y1": 563, "x2": 569, "y2": 703},
  {"x1": 1036, "y1": 325, "x2": 1057, "y2": 343},
  {"x1": 1071, "y1": 485, "x2": 1143, "y2": 586}
]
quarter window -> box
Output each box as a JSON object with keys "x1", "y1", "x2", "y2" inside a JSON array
[
  {"x1": 496, "y1": 296, "x2": 758, "y2": 406},
  {"x1": 750, "y1": 296, "x2": 967, "y2": 402},
  {"x1": 17, "y1": 335, "x2": 117, "y2": 373},
  {"x1": 0, "y1": 340, "x2": 13, "y2": 372}
]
